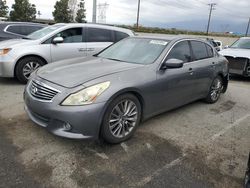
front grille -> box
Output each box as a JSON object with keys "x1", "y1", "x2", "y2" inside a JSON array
[
  {"x1": 29, "y1": 80, "x2": 59, "y2": 101},
  {"x1": 225, "y1": 56, "x2": 248, "y2": 70}
]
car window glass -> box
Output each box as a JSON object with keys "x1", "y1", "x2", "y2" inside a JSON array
[
  {"x1": 206, "y1": 44, "x2": 214, "y2": 58},
  {"x1": 166, "y1": 41, "x2": 192, "y2": 63},
  {"x1": 115, "y1": 31, "x2": 129, "y2": 42},
  {"x1": 191, "y1": 41, "x2": 209, "y2": 60},
  {"x1": 6, "y1": 25, "x2": 43, "y2": 36},
  {"x1": 87, "y1": 28, "x2": 113, "y2": 42},
  {"x1": 55, "y1": 28, "x2": 83, "y2": 43}
]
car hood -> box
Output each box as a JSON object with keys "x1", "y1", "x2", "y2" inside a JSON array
[
  {"x1": 219, "y1": 48, "x2": 250, "y2": 59},
  {"x1": 0, "y1": 38, "x2": 36, "y2": 48},
  {"x1": 37, "y1": 57, "x2": 144, "y2": 88}
]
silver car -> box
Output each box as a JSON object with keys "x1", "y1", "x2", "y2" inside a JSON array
[
  {"x1": 24, "y1": 36, "x2": 229, "y2": 144},
  {"x1": 220, "y1": 37, "x2": 250, "y2": 77},
  {"x1": 0, "y1": 23, "x2": 134, "y2": 83}
]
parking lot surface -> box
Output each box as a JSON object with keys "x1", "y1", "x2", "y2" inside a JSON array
[{"x1": 0, "y1": 76, "x2": 249, "y2": 188}]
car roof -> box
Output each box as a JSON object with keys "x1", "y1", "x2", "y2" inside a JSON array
[
  {"x1": 54, "y1": 23, "x2": 134, "y2": 34},
  {"x1": 131, "y1": 35, "x2": 207, "y2": 42},
  {"x1": 0, "y1": 22, "x2": 46, "y2": 26}
]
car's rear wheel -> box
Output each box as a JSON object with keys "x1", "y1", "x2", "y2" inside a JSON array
[
  {"x1": 15, "y1": 56, "x2": 45, "y2": 84},
  {"x1": 101, "y1": 94, "x2": 141, "y2": 144},
  {"x1": 205, "y1": 76, "x2": 223, "y2": 103}
]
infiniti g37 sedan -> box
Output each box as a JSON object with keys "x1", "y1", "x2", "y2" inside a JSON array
[
  {"x1": 24, "y1": 36, "x2": 229, "y2": 144},
  {"x1": 0, "y1": 23, "x2": 134, "y2": 83}
]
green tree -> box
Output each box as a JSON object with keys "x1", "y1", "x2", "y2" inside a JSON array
[
  {"x1": 53, "y1": 0, "x2": 73, "y2": 23},
  {"x1": 0, "y1": 0, "x2": 9, "y2": 17},
  {"x1": 9, "y1": 0, "x2": 36, "y2": 21},
  {"x1": 75, "y1": 0, "x2": 86, "y2": 23}
]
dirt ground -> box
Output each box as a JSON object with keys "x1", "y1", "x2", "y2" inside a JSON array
[{"x1": 0, "y1": 75, "x2": 249, "y2": 188}]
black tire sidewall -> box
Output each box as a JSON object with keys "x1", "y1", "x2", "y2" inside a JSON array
[
  {"x1": 101, "y1": 94, "x2": 141, "y2": 144},
  {"x1": 15, "y1": 57, "x2": 45, "y2": 84}
]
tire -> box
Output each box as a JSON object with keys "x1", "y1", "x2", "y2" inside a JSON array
[
  {"x1": 204, "y1": 76, "x2": 223, "y2": 104},
  {"x1": 101, "y1": 94, "x2": 142, "y2": 144},
  {"x1": 15, "y1": 56, "x2": 45, "y2": 84}
]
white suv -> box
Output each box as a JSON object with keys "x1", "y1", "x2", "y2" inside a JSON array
[{"x1": 0, "y1": 23, "x2": 134, "y2": 83}]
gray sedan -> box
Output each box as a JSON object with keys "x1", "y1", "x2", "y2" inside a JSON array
[{"x1": 24, "y1": 36, "x2": 229, "y2": 144}]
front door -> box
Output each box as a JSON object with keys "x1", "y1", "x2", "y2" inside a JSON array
[
  {"x1": 50, "y1": 27, "x2": 87, "y2": 62},
  {"x1": 155, "y1": 40, "x2": 196, "y2": 113}
]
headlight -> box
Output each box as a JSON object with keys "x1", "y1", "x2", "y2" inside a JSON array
[
  {"x1": 0, "y1": 48, "x2": 11, "y2": 55},
  {"x1": 61, "y1": 81, "x2": 110, "y2": 106}
]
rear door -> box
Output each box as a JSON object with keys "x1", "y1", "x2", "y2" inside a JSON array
[
  {"x1": 85, "y1": 27, "x2": 114, "y2": 56},
  {"x1": 50, "y1": 27, "x2": 87, "y2": 62},
  {"x1": 189, "y1": 40, "x2": 215, "y2": 97}
]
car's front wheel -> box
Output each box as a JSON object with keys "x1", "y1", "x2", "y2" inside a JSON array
[
  {"x1": 101, "y1": 94, "x2": 141, "y2": 144},
  {"x1": 205, "y1": 76, "x2": 223, "y2": 103},
  {"x1": 15, "y1": 56, "x2": 45, "y2": 84}
]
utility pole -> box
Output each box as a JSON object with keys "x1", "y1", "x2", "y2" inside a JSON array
[
  {"x1": 136, "y1": 0, "x2": 141, "y2": 29},
  {"x1": 245, "y1": 17, "x2": 250, "y2": 37},
  {"x1": 206, "y1": 3, "x2": 216, "y2": 35},
  {"x1": 92, "y1": 0, "x2": 97, "y2": 23}
]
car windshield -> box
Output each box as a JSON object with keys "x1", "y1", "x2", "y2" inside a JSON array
[
  {"x1": 230, "y1": 38, "x2": 250, "y2": 49},
  {"x1": 26, "y1": 24, "x2": 64, "y2": 40},
  {"x1": 98, "y1": 38, "x2": 169, "y2": 64}
]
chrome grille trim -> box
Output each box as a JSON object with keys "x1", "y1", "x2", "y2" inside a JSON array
[{"x1": 29, "y1": 80, "x2": 60, "y2": 102}]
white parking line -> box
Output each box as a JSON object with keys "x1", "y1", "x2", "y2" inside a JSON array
[
  {"x1": 211, "y1": 114, "x2": 250, "y2": 141},
  {"x1": 135, "y1": 154, "x2": 186, "y2": 186}
]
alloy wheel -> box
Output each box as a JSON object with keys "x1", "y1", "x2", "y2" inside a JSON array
[
  {"x1": 210, "y1": 78, "x2": 222, "y2": 101},
  {"x1": 23, "y1": 61, "x2": 40, "y2": 79},
  {"x1": 109, "y1": 99, "x2": 138, "y2": 138}
]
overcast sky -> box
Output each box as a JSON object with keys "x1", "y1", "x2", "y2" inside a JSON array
[{"x1": 6, "y1": 0, "x2": 250, "y2": 33}]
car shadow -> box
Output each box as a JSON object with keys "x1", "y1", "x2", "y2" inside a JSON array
[
  {"x1": 0, "y1": 78, "x2": 23, "y2": 85},
  {"x1": 229, "y1": 75, "x2": 250, "y2": 82}
]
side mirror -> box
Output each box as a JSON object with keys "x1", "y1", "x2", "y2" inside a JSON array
[
  {"x1": 161, "y1": 58, "x2": 184, "y2": 70},
  {"x1": 52, "y1": 37, "x2": 64, "y2": 44}
]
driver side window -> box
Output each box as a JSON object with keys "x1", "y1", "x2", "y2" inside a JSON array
[{"x1": 166, "y1": 41, "x2": 192, "y2": 63}]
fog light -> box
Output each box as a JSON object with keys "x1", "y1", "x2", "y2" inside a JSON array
[{"x1": 63, "y1": 123, "x2": 72, "y2": 131}]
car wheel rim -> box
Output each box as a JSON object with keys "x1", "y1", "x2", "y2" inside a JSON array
[
  {"x1": 109, "y1": 99, "x2": 138, "y2": 138},
  {"x1": 23, "y1": 61, "x2": 40, "y2": 79},
  {"x1": 210, "y1": 78, "x2": 222, "y2": 101}
]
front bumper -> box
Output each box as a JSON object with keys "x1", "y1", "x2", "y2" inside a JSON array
[
  {"x1": 225, "y1": 56, "x2": 250, "y2": 77},
  {"x1": 24, "y1": 84, "x2": 106, "y2": 140},
  {"x1": 0, "y1": 54, "x2": 16, "y2": 77}
]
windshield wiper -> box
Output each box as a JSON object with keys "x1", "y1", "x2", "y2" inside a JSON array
[
  {"x1": 22, "y1": 37, "x2": 32, "y2": 40},
  {"x1": 106, "y1": 58, "x2": 124, "y2": 62}
]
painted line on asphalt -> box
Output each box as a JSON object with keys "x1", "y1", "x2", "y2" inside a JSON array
[
  {"x1": 211, "y1": 114, "x2": 250, "y2": 141},
  {"x1": 135, "y1": 154, "x2": 186, "y2": 186}
]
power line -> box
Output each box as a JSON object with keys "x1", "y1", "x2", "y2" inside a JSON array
[{"x1": 206, "y1": 3, "x2": 216, "y2": 35}]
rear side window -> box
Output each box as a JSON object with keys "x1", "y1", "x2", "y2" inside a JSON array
[
  {"x1": 167, "y1": 41, "x2": 192, "y2": 63},
  {"x1": 6, "y1": 25, "x2": 43, "y2": 36},
  {"x1": 87, "y1": 28, "x2": 113, "y2": 42},
  {"x1": 206, "y1": 44, "x2": 214, "y2": 58},
  {"x1": 115, "y1": 31, "x2": 129, "y2": 42},
  {"x1": 56, "y1": 28, "x2": 83, "y2": 43},
  {"x1": 191, "y1": 41, "x2": 209, "y2": 60}
]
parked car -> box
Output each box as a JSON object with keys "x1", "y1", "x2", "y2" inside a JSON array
[
  {"x1": 206, "y1": 38, "x2": 222, "y2": 51},
  {"x1": 0, "y1": 22, "x2": 45, "y2": 41},
  {"x1": 24, "y1": 36, "x2": 229, "y2": 144},
  {"x1": 220, "y1": 37, "x2": 250, "y2": 77},
  {"x1": 0, "y1": 23, "x2": 134, "y2": 83},
  {"x1": 214, "y1": 40, "x2": 223, "y2": 51},
  {"x1": 245, "y1": 153, "x2": 250, "y2": 188}
]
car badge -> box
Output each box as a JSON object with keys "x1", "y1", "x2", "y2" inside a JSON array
[{"x1": 31, "y1": 86, "x2": 38, "y2": 94}]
